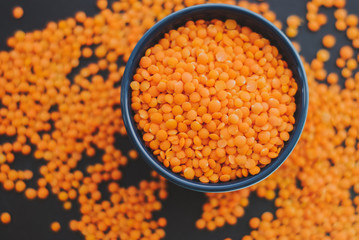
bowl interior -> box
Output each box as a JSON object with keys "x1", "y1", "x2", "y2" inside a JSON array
[{"x1": 121, "y1": 4, "x2": 308, "y2": 192}]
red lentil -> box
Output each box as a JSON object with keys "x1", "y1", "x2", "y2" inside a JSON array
[
  {"x1": 128, "y1": 149, "x2": 139, "y2": 159},
  {"x1": 322, "y1": 34, "x2": 336, "y2": 48},
  {"x1": 0, "y1": 1, "x2": 169, "y2": 238},
  {"x1": 50, "y1": 221, "x2": 61, "y2": 232},
  {"x1": 12, "y1": 6, "x2": 24, "y2": 19},
  {"x1": 0, "y1": 212, "x2": 11, "y2": 224},
  {"x1": 2, "y1": 1, "x2": 359, "y2": 240},
  {"x1": 132, "y1": 19, "x2": 297, "y2": 183}
]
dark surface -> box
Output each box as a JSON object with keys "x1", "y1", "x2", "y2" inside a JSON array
[{"x1": 0, "y1": 0, "x2": 357, "y2": 240}]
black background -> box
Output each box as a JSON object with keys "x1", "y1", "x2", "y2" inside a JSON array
[{"x1": 0, "y1": 0, "x2": 358, "y2": 240}]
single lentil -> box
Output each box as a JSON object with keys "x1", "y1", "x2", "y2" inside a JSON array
[
  {"x1": 50, "y1": 222, "x2": 61, "y2": 232},
  {"x1": 12, "y1": 6, "x2": 24, "y2": 19},
  {"x1": 0, "y1": 212, "x2": 11, "y2": 224}
]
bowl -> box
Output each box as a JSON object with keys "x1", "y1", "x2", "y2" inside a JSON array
[{"x1": 121, "y1": 4, "x2": 309, "y2": 192}]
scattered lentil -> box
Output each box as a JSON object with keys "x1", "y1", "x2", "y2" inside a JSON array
[
  {"x1": 286, "y1": 15, "x2": 301, "y2": 38},
  {"x1": 322, "y1": 34, "x2": 336, "y2": 48},
  {"x1": 12, "y1": 6, "x2": 24, "y2": 19},
  {"x1": 0, "y1": 1, "x2": 170, "y2": 238},
  {"x1": 50, "y1": 222, "x2": 61, "y2": 232},
  {"x1": 2, "y1": 0, "x2": 359, "y2": 240},
  {"x1": 0, "y1": 212, "x2": 11, "y2": 224},
  {"x1": 128, "y1": 149, "x2": 139, "y2": 159},
  {"x1": 193, "y1": 1, "x2": 359, "y2": 240}
]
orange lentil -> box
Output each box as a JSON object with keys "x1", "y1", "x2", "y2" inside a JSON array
[
  {"x1": 38, "y1": 188, "x2": 49, "y2": 199},
  {"x1": 308, "y1": 21, "x2": 320, "y2": 32},
  {"x1": 347, "y1": 58, "x2": 357, "y2": 70},
  {"x1": 249, "y1": 217, "x2": 260, "y2": 229},
  {"x1": 196, "y1": 219, "x2": 206, "y2": 229},
  {"x1": 12, "y1": 6, "x2": 24, "y2": 19},
  {"x1": 15, "y1": 180, "x2": 26, "y2": 192},
  {"x1": 96, "y1": 0, "x2": 108, "y2": 10},
  {"x1": 25, "y1": 188, "x2": 37, "y2": 200},
  {"x1": 75, "y1": 11, "x2": 86, "y2": 22},
  {"x1": 286, "y1": 27, "x2": 298, "y2": 38},
  {"x1": 21, "y1": 145, "x2": 31, "y2": 155},
  {"x1": 334, "y1": 0, "x2": 346, "y2": 8},
  {"x1": 184, "y1": 167, "x2": 195, "y2": 180},
  {"x1": 336, "y1": 58, "x2": 346, "y2": 68},
  {"x1": 339, "y1": 46, "x2": 354, "y2": 59},
  {"x1": 82, "y1": 48, "x2": 93, "y2": 58},
  {"x1": 317, "y1": 14, "x2": 328, "y2": 26},
  {"x1": 5, "y1": 1, "x2": 359, "y2": 240},
  {"x1": 3, "y1": 180, "x2": 14, "y2": 191},
  {"x1": 347, "y1": 27, "x2": 358, "y2": 40},
  {"x1": 0, "y1": 2, "x2": 173, "y2": 240},
  {"x1": 287, "y1": 15, "x2": 301, "y2": 28},
  {"x1": 132, "y1": 19, "x2": 297, "y2": 182},
  {"x1": 196, "y1": 7, "x2": 359, "y2": 237},
  {"x1": 322, "y1": 34, "x2": 336, "y2": 48},
  {"x1": 342, "y1": 67, "x2": 352, "y2": 78},
  {"x1": 51, "y1": 221, "x2": 61, "y2": 232},
  {"x1": 63, "y1": 201, "x2": 72, "y2": 210},
  {"x1": 346, "y1": 14, "x2": 358, "y2": 27},
  {"x1": 334, "y1": 8, "x2": 347, "y2": 19},
  {"x1": 128, "y1": 149, "x2": 138, "y2": 159},
  {"x1": 327, "y1": 72, "x2": 339, "y2": 85},
  {"x1": 336, "y1": 19, "x2": 347, "y2": 31},
  {"x1": 0, "y1": 212, "x2": 11, "y2": 224},
  {"x1": 317, "y1": 49, "x2": 330, "y2": 62}
]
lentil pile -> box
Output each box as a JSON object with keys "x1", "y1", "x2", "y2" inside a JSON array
[
  {"x1": 1, "y1": 0, "x2": 169, "y2": 239},
  {"x1": 195, "y1": 1, "x2": 359, "y2": 239},
  {"x1": 0, "y1": 0, "x2": 359, "y2": 240},
  {"x1": 131, "y1": 18, "x2": 297, "y2": 182}
]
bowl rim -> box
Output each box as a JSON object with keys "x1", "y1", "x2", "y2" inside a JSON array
[{"x1": 121, "y1": 3, "x2": 309, "y2": 193}]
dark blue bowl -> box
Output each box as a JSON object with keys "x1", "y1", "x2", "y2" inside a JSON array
[{"x1": 121, "y1": 4, "x2": 309, "y2": 192}]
